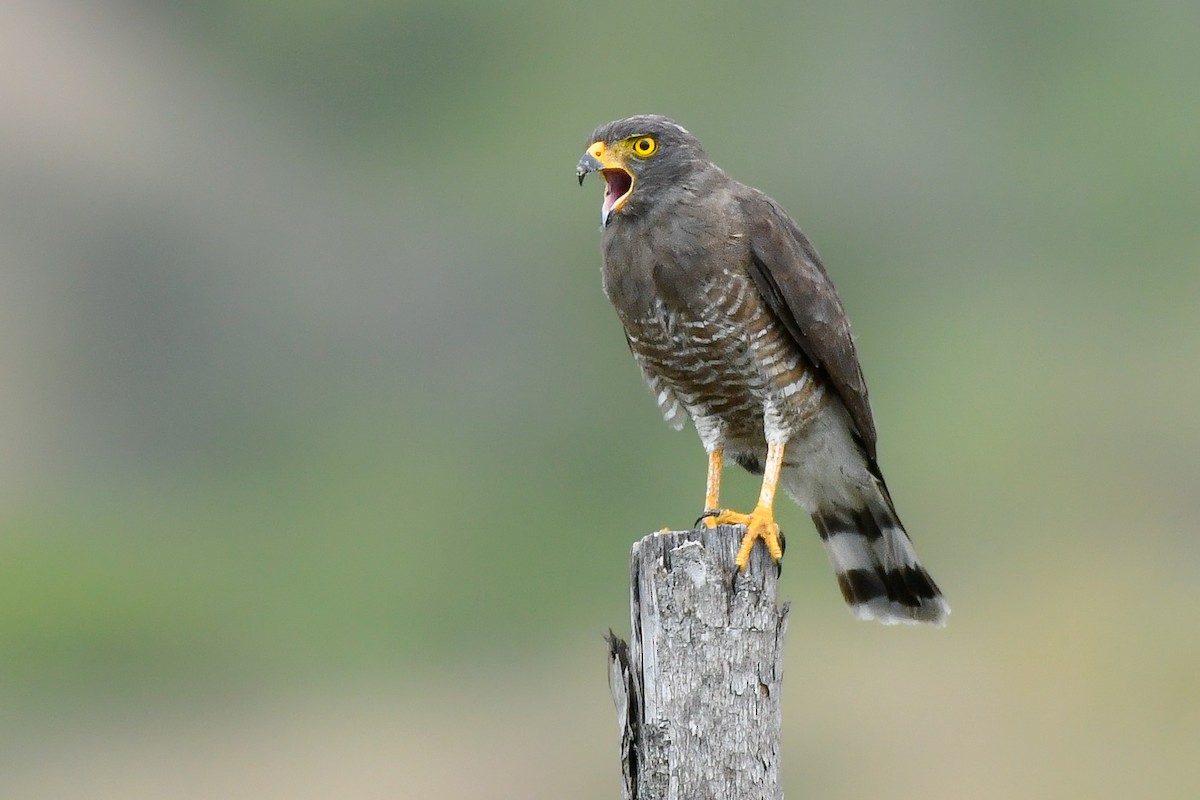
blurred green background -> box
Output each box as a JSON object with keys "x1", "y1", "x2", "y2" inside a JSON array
[{"x1": 1, "y1": 0, "x2": 1197, "y2": 797}]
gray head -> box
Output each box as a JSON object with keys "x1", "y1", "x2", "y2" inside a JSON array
[{"x1": 576, "y1": 115, "x2": 711, "y2": 226}]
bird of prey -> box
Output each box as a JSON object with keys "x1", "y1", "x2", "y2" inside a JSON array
[{"x1": 577, "y1": 115, "x2": 948, "y2": 625}]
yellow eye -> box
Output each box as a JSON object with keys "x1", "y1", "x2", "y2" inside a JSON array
[{"x1": 631, "y1": 136, "x2": 657, "y2": 157}]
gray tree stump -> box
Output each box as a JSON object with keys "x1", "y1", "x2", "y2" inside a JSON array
[{"x1": 607, "y1": 525, "x2": 791, "y2": 800}]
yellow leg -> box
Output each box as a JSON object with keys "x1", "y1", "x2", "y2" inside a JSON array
[
  {"x1": 700, "y1": 447, "x2": 723, "y2": 528},
  {"x1": 710, "y1": 441, "x2": 786, "y2": 569}
]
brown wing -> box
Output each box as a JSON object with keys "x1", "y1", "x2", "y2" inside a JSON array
[{"x1": 740, "y1": 191, "x2": 879, "y2": 460}]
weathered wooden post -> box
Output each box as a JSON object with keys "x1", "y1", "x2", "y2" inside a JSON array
[{"x1": 606, "y1": 525, "x2": 791, "y2": 800}]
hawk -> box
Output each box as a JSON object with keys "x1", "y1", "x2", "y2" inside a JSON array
[{"x1": 577, "y1": 115, "x2": 948, "y2": 625}]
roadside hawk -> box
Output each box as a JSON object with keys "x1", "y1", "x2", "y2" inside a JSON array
[{"x1": 577, "y1": 115, "x2": 948, "y2": 625}]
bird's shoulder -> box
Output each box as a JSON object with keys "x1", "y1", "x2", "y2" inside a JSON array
[{"x1": 731, "y1": 185, "x2": 880, "y2": 459}]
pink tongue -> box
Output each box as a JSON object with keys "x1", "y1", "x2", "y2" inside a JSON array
[{"x1": 603, "y1": 171, "x2": 631, "y2": 213}]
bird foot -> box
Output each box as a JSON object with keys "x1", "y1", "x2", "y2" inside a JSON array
[{"x1": 706, "y1": 506, "x2": 783, "y2": 569}]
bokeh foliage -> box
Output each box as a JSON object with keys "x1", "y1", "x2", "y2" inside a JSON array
[{"x1": 1, "y1": 0, "x2": 1197, "y2": 796}]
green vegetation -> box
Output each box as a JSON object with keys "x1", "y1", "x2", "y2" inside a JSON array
[{"x1": 2, "y1": 1, "x2": 1198, "y2": 795}]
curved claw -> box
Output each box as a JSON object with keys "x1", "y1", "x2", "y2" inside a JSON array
[
  {"x1": 722, "y1": 507, "x2": 783, "y2": 570},
  {"x1": 698, "y1": 507, "x2": 784, "y2": 570}
]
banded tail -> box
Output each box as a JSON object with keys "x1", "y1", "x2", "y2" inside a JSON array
[{"x1": 811, "y1": 479, "x2": 949, "y2": 626}]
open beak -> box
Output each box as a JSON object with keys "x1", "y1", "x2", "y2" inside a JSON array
[{"x1": 576, "y1": 141, "x2": 634, "y2": 226}]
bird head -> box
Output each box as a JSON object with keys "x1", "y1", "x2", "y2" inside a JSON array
[{"x1": 577, "y1": 115, "x2": 708, "y2": 226}]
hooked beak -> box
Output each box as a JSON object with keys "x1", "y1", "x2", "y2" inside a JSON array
[
  {"x1": 576, "y1": 141, "x2": 634, "y2": 226},
  {"x1": 576, "y1": 152, "x2": 602, "y2": 185}
]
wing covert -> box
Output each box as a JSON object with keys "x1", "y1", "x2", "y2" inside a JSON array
[{"x1": 741, "y1": 193, "x2": 878, "y2": 459}]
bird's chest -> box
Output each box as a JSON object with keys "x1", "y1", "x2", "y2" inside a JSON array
[
  {"x1": 599, "y1": 214, "x2": 813, "y2": 431},
  {"x1": 619, "y1": 267, "x2": 769, "y2": 420},
  {"x1": 600, "y1": 214, "x2": 745, "y2": 328}
]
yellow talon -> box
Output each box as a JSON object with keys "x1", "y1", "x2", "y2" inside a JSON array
[
  {"x1": 710, "y1": 506, "x2": 783, "y2": 569},
  {"x1": 711, "y1": 440, "x2": 787, "y2": 570},
  {"x1": 700, "y1": 448, "x2": 723, "y2": 529}
]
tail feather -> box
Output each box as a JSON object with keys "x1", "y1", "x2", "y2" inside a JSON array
[{"x1": 812, "y1": 487, "x2": 949, "y2": 626}]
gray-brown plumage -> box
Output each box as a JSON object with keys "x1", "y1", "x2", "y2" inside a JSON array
[{"x1": 577, "y1": 115, "x2": 948, "y2": 625}]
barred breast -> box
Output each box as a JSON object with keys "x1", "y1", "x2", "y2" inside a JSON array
[{"x1": 623, "y1": 269, "x2": 826, "y2": 445}]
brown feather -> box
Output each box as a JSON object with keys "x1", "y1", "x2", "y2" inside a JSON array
[
  {"x1": 579, "y1": 115, "x2": 947, "y2": 625},
  {"x1": 739, "y1": 191, "x2": 878, "y2": 460}
]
